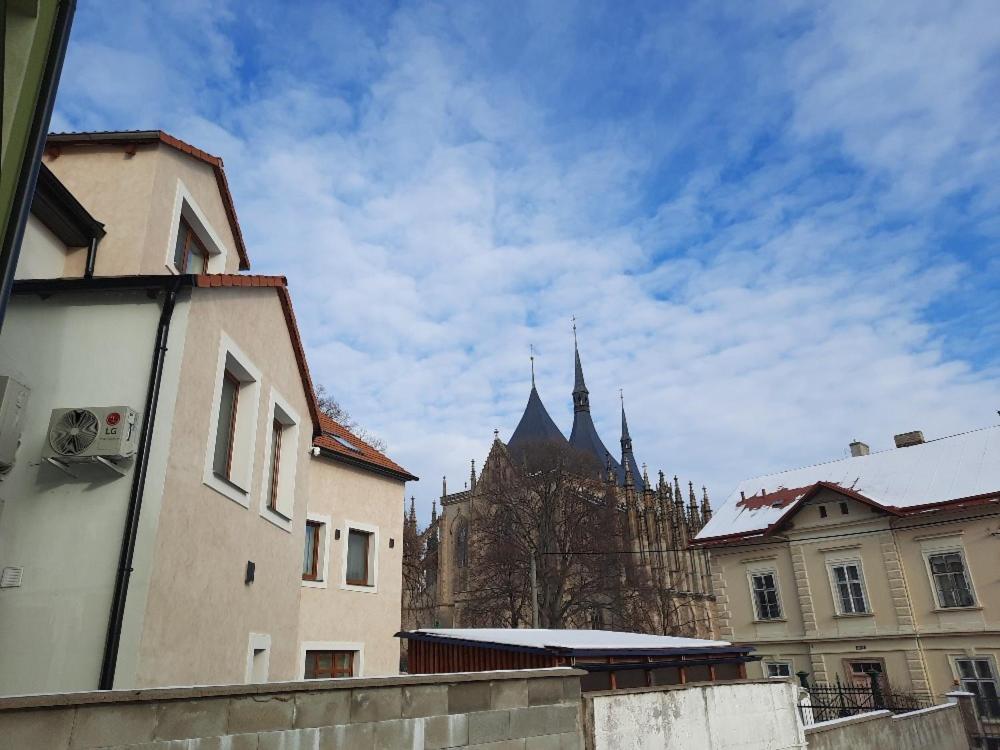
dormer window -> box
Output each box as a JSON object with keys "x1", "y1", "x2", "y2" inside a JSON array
[{"x1": 174, "y1": 217, "x2": 210, "y2": 273}]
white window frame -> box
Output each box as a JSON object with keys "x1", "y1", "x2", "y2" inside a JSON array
[
  {"x1": 245, "y1": 632, "x2": 271, "y2": 684},
  {"x1": 765, "y1": 660, "x2": 793, "y2": 679},
  {"x1": 258, "y1": 388, "x2": 301, "y2": 531},
  {"x1": 341, "y1": 520, "x2": 379, "y2": 593},
  {"x1": 203, "y1": 332, "x2": 261, "y2": 507},
  {"x1": 827, "y1": 558, "x2": 871, "y2": 615},
  {"x1": 297, "y1": 641, "x2": 364, "y2": 680},
  {"x1": 302, "y1": 513, "x2": 331, "y2": 589},
  {"x1": 165, "y1": 179, "x2": 229, "y2": 274},
  {"x1": 921, "y1": 542, "x2": 978, "y2": 610},
  {"x1": 953, "y1": 655, "x2": 1000, "y2": 720},
  {"x1": 747, "y1": 567, "x2": 784, "y2": 621}
]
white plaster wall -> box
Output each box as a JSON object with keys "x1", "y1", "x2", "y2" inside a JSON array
[
  {"x1": 588, "y1": 680, "x2": 806, "y2": 750},
  {"x1": 13, "y1": 214, "x2": 82, "y2": 279},
  {"x1": 0, "y1": 291, "x2": 167, "y2": 695}
]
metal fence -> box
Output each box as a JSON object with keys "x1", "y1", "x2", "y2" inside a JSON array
[{"x1": 797, "y1": 672, "x2": 932, "y2": 725}]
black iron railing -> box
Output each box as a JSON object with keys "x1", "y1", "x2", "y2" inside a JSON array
[{"x1": 796, "y1": 671, "x2": 932, "y2": 725}]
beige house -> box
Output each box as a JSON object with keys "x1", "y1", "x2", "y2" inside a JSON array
[
  {"x1": 694, "y1": 428, "x2": 1000, "y2": 714},
  {"x1": 0, "y1": 131, "x2": 415, "y2": 696}
]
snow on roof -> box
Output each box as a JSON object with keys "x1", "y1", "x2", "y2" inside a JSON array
[
  {"x1": 697, "y1": 425, "x2": 1000, "y2": 542},
  {"x1": 409, "y1": 628, "x2": 733, "y2": 652}
]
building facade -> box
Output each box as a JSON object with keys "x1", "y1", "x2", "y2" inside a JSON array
[
  {"x1": 404, "y1": 337, "x2": 716, "y2": 640},
  {"x1": 695, "y1": 427, "x2": 1000, "y2": 714},
  {"x1": 0, "y1": 131, "x2": 415, "y2": 695}
]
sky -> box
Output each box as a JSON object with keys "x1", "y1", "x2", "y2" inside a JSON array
[{"x1": 52, "y1": 0, "x2": 1000, "y2": 522}]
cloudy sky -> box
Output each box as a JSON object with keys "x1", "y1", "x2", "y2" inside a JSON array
[{"x1": 52, "y1": 1, "x2": 1000, "y2": 521}]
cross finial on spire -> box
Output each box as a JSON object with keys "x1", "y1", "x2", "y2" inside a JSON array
[
  {"x1": 493, "y1": 428, "x2": 499, "y2": 440},
  {"x1": 572, "y1": 315, "x2": 577, "y2": 344},
  {"x1": 529, "y1": 344, "x2": 535, "y2": 387}
]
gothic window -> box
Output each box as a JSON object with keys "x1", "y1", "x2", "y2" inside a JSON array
[{"x1": 455, "y1": 520, "x2": 469, "y2": 569}]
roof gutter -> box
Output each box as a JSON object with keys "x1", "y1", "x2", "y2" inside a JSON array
[
  {"x1": 315, "y1": 445, "x2": 418, "y2": 483},
  {"x1": 98, "y1": 276, "x2": 183, "y2": 689}
]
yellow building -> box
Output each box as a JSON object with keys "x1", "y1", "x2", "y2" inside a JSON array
[{"x1": 695, "y1": 428, "x2": 1000, "y2": 717}]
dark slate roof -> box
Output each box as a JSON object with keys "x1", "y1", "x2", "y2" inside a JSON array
[
  {"x1": 508, "y1": 385, "x2": 567, "y2": 455},
  {"x1": 569, "y1": 410, "x2": 622, "y2": 477}
]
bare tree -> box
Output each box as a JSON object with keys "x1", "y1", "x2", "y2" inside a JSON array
[
  {"x1": 461, "y1": 441, "x2": 628, "y2": 629},
  {"x1": 315, "y1": 384, "x2": 387, "y2": 451}
]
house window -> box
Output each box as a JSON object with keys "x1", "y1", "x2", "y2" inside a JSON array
[
  {"x1": 204, "y1": 335, "x2": 262, "y2": 506},
  {"x1": 818, "y1": 505, "x2": 828, "y2": 519},
  {"x1": 956, "y1": 658, "x2": 1000, "y2": 718},
  {"x1": 927, "y1": 551, "x2": 975, "y2": 608},
  {"x1": 346, "y1": 529, "x2": 372, "y2": 586},
  {"x1": 303, "y1": 521, "x2": 323, "y2": 581},
  {"x1": 304, "y1": 650, "x2": 355, "y2": 679},
  {"x1": 830, "y1": 561, "x2": 869, "y2": 614},
  {"x1": 266, "y1": 418, "x2": 283, "y2": 511},
  {"x1": 750, "y1": 571, "x2": 782, "y2": 620},
  {"x1": 212, "y1": 370, "x2": 241, "y2": 479},
  {"x1": 839, "y1": 502, "x2": 849, "y2": 515},
  {"x1": 173, "y1": 217, "x2": 210, "y2": 273},
  {"x1": 766, "y1": 661, "x2": 792, "y2": 678}
]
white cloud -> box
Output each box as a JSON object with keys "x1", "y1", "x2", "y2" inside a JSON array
[{"x1": 52, "y1": 0, "x2": 1000, "y2": 521}]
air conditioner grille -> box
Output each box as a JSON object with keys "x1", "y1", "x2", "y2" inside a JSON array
[{"x1": 49, "y1": 409, "x2": 99, "y2": 456}]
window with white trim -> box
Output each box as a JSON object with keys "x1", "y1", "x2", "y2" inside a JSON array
[
  {"x1": 927, "y1": 550, "x2": 975, "y2": 608},
  {"x1": 765, "y1": 661, "x2": 792, "y2": 678},
  {"x1": 167, "y1": 180, "x2": 228, "y2": 274},
  {"x1": 304, "y1": 650, "x2": 356, "y2": 679},
  {"x1": 956, "y1": 658, "x2": 1000, "y2": 718},
  {"x1": 749, "y1": 570, "x2": 782, "y2": 620},
  {"x1": 341, "y1": 521, "x2": 379, "y2": 591},
  {"x1": 829, "y1": 561, "x2": 869, "y2": 614},
  {"x1": 204, "y1": 336, "x2": 260, "y2": 506},
  {"x1": 302, "y1": 514, "x2": 330, "y2": 587},
  {"x1": 173, "y1": 216, "x2": 210, "y2": 272},
  {"x1": 259, "y1": 392, "x2": 300, "y2": 526}
]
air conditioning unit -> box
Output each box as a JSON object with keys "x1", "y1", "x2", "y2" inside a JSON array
[
  {"x1": 42, "y1": 406, "x2": 140, "y2": 464},
  {"x1": 0, "y1": 376, "x2": 30, "y2": 472}
]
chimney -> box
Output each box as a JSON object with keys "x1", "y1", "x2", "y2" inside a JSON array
[
  {"x1": 894, "y1": 430, "x2": 925, "y2": 448},
  {"x1": 849, "y1": 440, "x2": 870, "y2": 457}
]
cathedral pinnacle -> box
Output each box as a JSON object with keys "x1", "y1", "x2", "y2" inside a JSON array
[
  {"x1": 431, "y1": 498, "x2": 438, "y2": 523},
  {"x1": 470, "y1": 459, "x2": 477, "y2": 490},
  {"x1": 572, "y1": 318, "x2": 590, "y2": 413}
]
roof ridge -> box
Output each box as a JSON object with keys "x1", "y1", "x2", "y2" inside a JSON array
[{"x1": 736, "y1": 423, "x2": 1000, "y2": 487}]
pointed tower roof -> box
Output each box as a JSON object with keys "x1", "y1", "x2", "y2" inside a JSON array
[
  {"x1": 569, "y1": 327, "x2": 622, "y2": 478},
  {"x1": 619, "y1": 394, "x2": 645, "y2": 492},
  {"x1": 507, "y1": 384, "x2": 568, "y2": 457}
]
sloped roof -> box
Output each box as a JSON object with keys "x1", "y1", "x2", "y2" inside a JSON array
[
  {"x1": 314, "y1": 413, "x2": 417, "y2": 482},
  {"x1": 46, "y1": 130, "x2": 250, "y2": 270},
  {"x1": 696, "y1": 425, "x2": 1000, "y2": 543},
  {"x1": 507, "y1": 385, "x2": 567, "y2": 455}
]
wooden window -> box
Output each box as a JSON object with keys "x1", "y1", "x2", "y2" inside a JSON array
[
  {"x1": 304, "y1": 650, "x2": 354, "y2": 679},
  {"x1": 830, "y1": 562, "x2": 869, "y2": 614},
  {"x1": 818, "y1": 505, "x2": 827, "y2": 519},
  {"x1": 266, "y1": 418, "x2": 284, "y2": 513},
  {"x1": 212, "y1": 371, "x2": 240, "y2": 479},
  {"x1": 956, "y1": 658, "x2": 1000, "y2": 718},
  {"x1": 346, "y1": 529, "x2": 372, "y2": 586},
  {"x1": 928, "y1": 551, "x2": 975, "y2": 608},
  {"x1": 750, "y1": 571, "x2": 782, "y2": 620},
  {"x1": 173, "y1": 217, "x2": 210, "y2": 273},
  {"x1": 303, "y1": 521, "x2": 322, "y2": 581}
]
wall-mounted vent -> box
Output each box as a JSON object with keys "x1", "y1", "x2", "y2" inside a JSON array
[{"x1": 0, "y1": 566, "x2": 23, "y2": 588}]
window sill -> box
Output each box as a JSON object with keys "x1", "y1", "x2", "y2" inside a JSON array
[
  {"x1": 340, "y1": 582, "x2": 378, "y2": 594},
  {"x1": 753, "y1": 618, "x2": 787, "y2": 624},
  {"x1": 833, "y1": 612, "x2": 875, "y2": 619},
  {"x1": 932, "y1": 605, "x2": 982, "y2": 613},
  {"x1": 204, "y1": 472, "x2": 250, "y2": 507},
  {"x1": 302, "y1": 578, "x2": 327, "y2": 589},
  {"x1": 260, "y1": 506, "x2": 292, "y2": 533}
]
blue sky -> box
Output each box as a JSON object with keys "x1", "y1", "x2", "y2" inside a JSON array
[{"x1": 52, "y1": 1, "x2": 1000, "y2": 520}]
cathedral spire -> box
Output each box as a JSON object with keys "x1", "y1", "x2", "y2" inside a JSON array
[
  {"x1": 431, "y1": 498, "x2": 438, "y2": 524},
  {"x1": 620, "y1": 390, "x2": 632, "y2": 454},
  {"x1": 701, "y1": 486, "x2": 713, "y2": 523},
  {"x1": 572, "y1": 317, "x2": 589, "y2": 413},
  {"x1": 470, "y1": 459, "x2": 477, "y2": 490},
  {"x1": 408, "y1": 496, "x2": 417, "y2": 531}
]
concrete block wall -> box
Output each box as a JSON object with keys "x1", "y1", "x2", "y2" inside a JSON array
[
  {"x1": 0, "y1": 668, "x2": 585, "y2": 750},
  {"x1": 804, "y1": 702, "x2": 970, "y2": 750}
]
